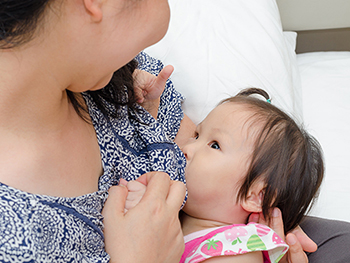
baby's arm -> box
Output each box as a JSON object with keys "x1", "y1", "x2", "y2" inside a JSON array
[
  {"x1": 133, "y1": 65, "x2": 197, "y2": 147},
  {"x1": 202, "y1": 252, "x2": 263, "y2": 263},
  {"x1": 133, "y1": 65, "x2": 174, "y2": 119},
  {"x1": 119, "y1": 178, "x2": 146, "y2": 212}
]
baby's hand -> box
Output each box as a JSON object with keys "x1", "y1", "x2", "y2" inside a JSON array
[
  {"x1": 133, "y1": 65, "x2": 174, "y2": 118},
  {"x1": 119, "y1": 178, "x2": 146, "y2": 213}
]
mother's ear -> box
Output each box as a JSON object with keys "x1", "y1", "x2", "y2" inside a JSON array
[
  {"x1": 83, "y1": 0, "x2": 104, "y2": 22},
  {"x1": 241, "y1": 180, "x2": 265, "y2": 213}
]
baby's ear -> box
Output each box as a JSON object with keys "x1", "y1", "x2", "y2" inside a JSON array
[{"x1": 241, "y1": 180, "x2": 265, "y2": 213}]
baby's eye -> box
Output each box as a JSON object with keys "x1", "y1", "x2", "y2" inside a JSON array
[
  {"x1": 209, "y1": 141, "x2": 220, "y2": 150},
  {"x1": 194, "y1": 132, "x2": 199, "y2": 140}
]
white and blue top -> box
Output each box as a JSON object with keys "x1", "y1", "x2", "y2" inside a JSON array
[{"x1": 0, "y1": 52, "x2": 187, "y2": 262}]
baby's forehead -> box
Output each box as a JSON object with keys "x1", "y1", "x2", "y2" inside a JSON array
[
  {"x1": 202, "y1": 104, "x2": 248, "y2": 126},
  {"x1": 204, "y1": 102, "x2": 263, "y2": 135},
  {"x1": 207, "y1": 102, "x2": 257, "y2": 124}
]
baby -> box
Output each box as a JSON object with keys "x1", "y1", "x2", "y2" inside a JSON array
[
  {"x1": 177, "y1": 88, "x2": 323, "y2": 262},
  {"x1": 125, "y1": 70, "x2": 324, "y2": 262}
]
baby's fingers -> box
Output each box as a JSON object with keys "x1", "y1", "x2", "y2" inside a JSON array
[
  {"x1": 127, "y1": 180, "x2": 146, "y2": 192},
  {"x1": 157, "y1": 65, "x2": 174, "y2": 85},
  {"x1": 146, "y1": 65, "x2": 174, "y2": 100},
  {"x1": 125, "y1": 192, "x2": 143, "y2": 211}
]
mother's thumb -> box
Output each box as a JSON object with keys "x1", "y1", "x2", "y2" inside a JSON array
[{"x1": 103, "y1": 185, "x2": 128, "y2": 219}]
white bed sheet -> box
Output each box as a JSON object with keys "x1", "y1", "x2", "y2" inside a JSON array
[{"x1": 298, "y1": 51, "x2": 350, "y2": 222}]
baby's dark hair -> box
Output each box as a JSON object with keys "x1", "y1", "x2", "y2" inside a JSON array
[{"x1": 221, "y1": 88, "x2": 324, "y2": 233}]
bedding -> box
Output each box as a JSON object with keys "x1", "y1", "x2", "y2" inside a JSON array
[
  {"x1": 145, "y1": 0, "x2": 302, "y2": 124},
  {"x1": 145, "y1": 0, "x2": 350, "y2": 223},
  {"x1": 297, "y1": 51, "x2": 350, "y2": 222}
]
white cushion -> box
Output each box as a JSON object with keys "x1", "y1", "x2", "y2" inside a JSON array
[
  {"x1": 298, "y1": 51, "x2": 350, "y2": 222},
  {"x1": 145, "y1": 0, "x2": 302, "y2": 124}
]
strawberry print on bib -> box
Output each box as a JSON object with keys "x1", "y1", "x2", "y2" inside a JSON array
[{"x1": 180, "y1": 223, "x2": 288, "y2": 263}]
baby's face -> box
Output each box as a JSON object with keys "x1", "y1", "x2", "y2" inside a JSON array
[{"x1": 182, "y1": 103, "x2": 258, "y2": 224}]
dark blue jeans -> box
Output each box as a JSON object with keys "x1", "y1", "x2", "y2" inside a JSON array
[{"x1": 301, "y1": 216, "x2": 350, "y2": 262}]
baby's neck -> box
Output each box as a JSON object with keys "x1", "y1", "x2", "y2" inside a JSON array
[{"x1": 180, "y1": 211, "x2": 246, "y2": 237}]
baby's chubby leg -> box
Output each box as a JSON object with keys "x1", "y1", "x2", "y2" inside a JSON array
[{"x1": 119, "y1": 178, "x2": 146, "y2": 212}]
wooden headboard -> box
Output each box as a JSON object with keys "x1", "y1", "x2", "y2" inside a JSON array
[{"x1": 276, "y1": 0, "x2": 350, "y2": 53}]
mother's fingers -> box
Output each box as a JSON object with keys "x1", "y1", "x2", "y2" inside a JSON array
[
  {"x1": 249, "y1": 208, "x2": 312, "y2": 263},
  {"x1": 285, "y1": 233, "x2": 309, "y2": 263},
  {"x1": 268, "y1": 208, "x2": 310, "y2": 263},
  {"x1": 103, "y1": 185, "x2": 128, "y2": 217},
  {"x1": 248, "y1": 209, "x2": 285, "y2": 241},
  {"x1": 269, "y1": 208, "x2": 285, "y2": 241},
  {"x1": 166, "y1": 180, "x2": 186, "y2": 210},
  {"x1": 248, "y1": 212, "x2": 260, "y2": 223},
  {"x1": 140, "y1": 171, "x2": 171, "y2": 202},
  {"x1": 291, "y1": 226, "x2": 317, "y2": 253}
]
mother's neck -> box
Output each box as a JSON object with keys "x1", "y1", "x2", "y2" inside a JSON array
[{"x1": 0, "y1": 38, "x2": 79, "y2": 135}]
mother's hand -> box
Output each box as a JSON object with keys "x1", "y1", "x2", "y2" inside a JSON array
[
  {"x1": 102, "y1": 172, "x2": 186, "y2": 263},
  {"x1": 249, "y1": 208, "x2": 317, "y2": 263}
]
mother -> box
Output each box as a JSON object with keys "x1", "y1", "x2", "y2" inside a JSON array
[
  {"x1": 0, "y1": 0, "x2": 343, "y2": 262},
  {"x1": 0, "y1": 0, "x2": 188, "y2": 261}
]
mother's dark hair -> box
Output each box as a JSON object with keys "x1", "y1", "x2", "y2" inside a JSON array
[
  {"x1": 0, "y1": 0, "x2": 52, "y2": 49},
  {"x1": 222, "y1": 88, "x2": 324, "y2": 233}
]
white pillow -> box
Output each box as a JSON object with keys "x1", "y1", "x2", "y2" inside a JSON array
[
  {"x1": 283, "y1": 31, "x2": 298, "y2": 52},
  {"x1": 145, "y1": 0, "x2": 302, "y2": 124}
]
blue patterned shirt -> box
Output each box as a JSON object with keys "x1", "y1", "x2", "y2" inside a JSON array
[{"x1": 0, "y1": 52, "x2": 186, "y2": 262}]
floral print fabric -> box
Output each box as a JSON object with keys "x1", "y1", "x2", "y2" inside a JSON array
[{"x1": 0, "y1": 52, "x2": 186, "y2": 262}]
